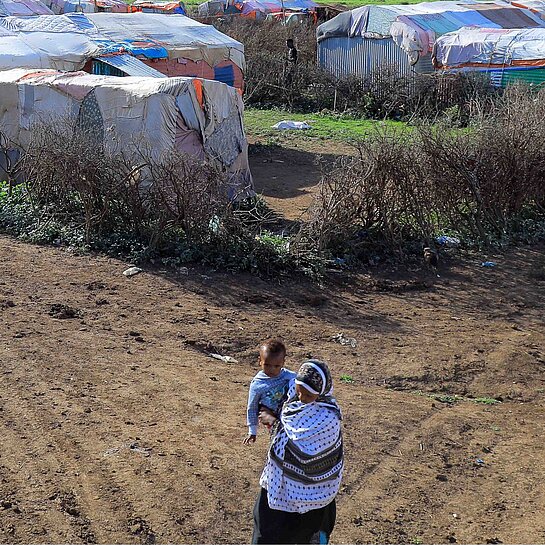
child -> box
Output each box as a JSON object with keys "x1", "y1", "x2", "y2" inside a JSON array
[{"x1": 243, "y1": 339, "x2": 296, "y2": 445}]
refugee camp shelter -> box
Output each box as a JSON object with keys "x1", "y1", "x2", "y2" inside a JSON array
[
  {"x1": 0, "y1": 68, "x2": 253, "y2": 197},
  {"x1": 0, "y1": 16, "x2": 101, "y2": 71},
  {"x1": 44, "y1": 0, "x2": 127, "y2": 14},
  {"x1": 129, "y1": 0, "x2": 187, "y2": 14},
  {"x1": 80, "y1": 13, "x2": 245, "y2": 88},
  {"x1": 0, "y1": 13, "x2": 245, "y2": 88},
  {"x1": 317, "y1": 1, "x2": 545, "y2": 79},
  {"x1": 198, "y1": 0, "x2": 317, "y2": 20},
  {"x1": 0, "y1": 0, "x2": 52, "y2": 15},
  {"x1": 433, "y1": 26, "x2": 545, "y2": 86}
]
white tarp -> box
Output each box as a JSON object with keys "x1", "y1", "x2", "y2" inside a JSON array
[
  {"x1": 0, "y1": 13, "x2": 244, "y2": 73},
  {"x1": 0, "y1": 15, "x2": 101, "y2": 71},
  {"x1": 0, "y1": 68, "x2": 252, "y2": 197},
  {"x1": 84, "y1": 13, "x2": 245, "y2": 70},
  {"x1": 0, "y1": 0, "x2": 52, "y2": 15},
  {"x1": 433, "y1": 26, "x2": 545, "y2": 67}
]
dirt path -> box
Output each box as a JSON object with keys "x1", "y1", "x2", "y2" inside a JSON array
[{"x1": 0, "y1": 235, "x2": 544, "y2": 544}]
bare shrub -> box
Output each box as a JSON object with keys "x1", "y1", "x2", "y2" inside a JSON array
[
  {"x1": 14, "y1": 118, "x2": 235, "y2": 253},
  {"x1": 300, "y1": 86, "x2": 545, "y2": 259}
]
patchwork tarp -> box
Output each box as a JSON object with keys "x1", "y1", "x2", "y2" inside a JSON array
[
  {"x1": 198, "y1": 0, "x2": 317, "y2": 18},
  {"x1": 44, "y1": 0, "x2": 128, "y2": 14},
  {"x1": 129, "y1": 0, "x2": 187, "y2": 14},
  {"x1": 0, "y1": 0, "x2": 52, "y2": 15},
  {"x1": 317, "y1": 1, "x2": 545, "y2": 63},
  {"x1": 433, "y1": 26, "x2": 545, "y2": 68},
  {"x1": 0, "y1": 16, "x2": 100, "y2": 71},
  {"x1": 0, "y1": 68, "x2": 252, "y2": 197},
  {"x1": 0, "y1": 13, "x2": 245, "y2": 88}
]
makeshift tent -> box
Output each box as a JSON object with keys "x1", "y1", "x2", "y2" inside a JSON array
[
  {"x1": 198, "y1": 0, "x2": 317, "y2": 19},
  {"x1": 0, "y1": 13, "x2": 245, "y2": 88},
  {"x1": 433, "y1": 27, "x2": 545, "y2": 86},
  {"x1": 77, "y1": 13, "x2": 245, "y2": 88},
  {"x1": 44, "y1": 0, "x2": 127, "y2": 14},
  {"x1": 0, "y1": 16, "x2": 101, "y2": 71},
  {"x1": 129, "y1": 0, "x2": 187, "y2": 14},
  {"x1": 317, "y1": 1, "x2": 545, "y2": 78},
  {"x1": 0, "y1": 0, "x2": 52, "y2": 15},
  {"x1": 0, "y1": 68, "x2": 253, "y2": 197}
]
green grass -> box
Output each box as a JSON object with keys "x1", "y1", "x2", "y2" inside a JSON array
[{"x1": 244, "y1": 108, "x2": 405, "y2": 143}]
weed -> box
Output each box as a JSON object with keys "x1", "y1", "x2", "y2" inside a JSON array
[{"x1": 340, "y1": 374, "x2": 355, "y2": 384}]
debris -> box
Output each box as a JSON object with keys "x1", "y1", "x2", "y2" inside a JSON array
[
  {"x1": 123, "y1": 266, "x2": 142, "y2": 277},
  {"x1": 272, "y1": 120, "x2": 312, "y2": 130},
  {"x1": 48, "y1": 304, "x2": 81, "y2": 320},
  {"x1": 332, "y1": 333, "x2": 357, "y2": 348},
  {"x1": 436, "y1": 474, "x2": 448, "y2": 482},
  {"x1": 129, "y1": 442, "x2": 152, "y2": 457},
  {"x1": 481, "y1": 261, "x2": 496, "y2": 268},
  {"x1": 436, "y1": 235, "x2": 461, "y2": 247},
  {"x1": 452, "y1": 513, "x2": 459, "y2": 519},
  {"x1": 178, "y1": 267, "x2": 189, "y2": 275},
  {"x1": 210, "y1": 353, "x2": 238, "y2": 364},
  {"x1": 475, "y1": 458, "x2": 485, "y2": 466}
]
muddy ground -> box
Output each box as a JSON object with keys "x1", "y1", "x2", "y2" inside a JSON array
[{"x1": 1, "y1": 142, "x2": 544, "y2": 544}]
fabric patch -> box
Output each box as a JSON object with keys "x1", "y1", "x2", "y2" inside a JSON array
[{"x1": 75, "y1": 89, "x2": 104, "y2": 148}]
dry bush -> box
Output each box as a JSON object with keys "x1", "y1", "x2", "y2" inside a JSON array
[
  {"x1": 15, "y1": 119, "x2": 234, "y2": 253},
  {"x1": 300, "y1": 86, "x2": 545, "y2": 259}
]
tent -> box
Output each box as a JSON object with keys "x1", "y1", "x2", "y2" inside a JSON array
[
  {"x1": 0, "y1": 0, "x2": 52, "y2": 15},
  {"x1": 0, "y1": 16, "x2": 101, "y2": 71},
  {"x1": 317, "y1": 1, "x2": 545, "y2": 78},
  {"x1": 0, "y1": 68, "x2": 253, "y2": 197},
  {"x1": 44, "y1": 0, "x2": 127, "y2": 14},
  {"x1": 0, "y1": 13, "x2": 245, "y2": 88},
  {"x1": 198, "y1": 0, "x2": 317, "y2": 20},
  {"x1": 433, "y1": 26, "x2": 545, "y2": 86},
  {"x1": 77, "y1": 12, "x2": 245, "y2": 88},
  {"x1": 129, "y1": 0, "x2": 187, "y2": 14}
]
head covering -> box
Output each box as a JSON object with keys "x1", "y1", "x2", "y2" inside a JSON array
[
  {"x1": 295, "y1": 359, "x2": 332, "y2": 397},
  {"x1": 259, "y1": 367, "x2": 343, "y2": 515}
]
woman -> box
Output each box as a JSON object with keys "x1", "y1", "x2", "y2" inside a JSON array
[{"x1": 252, "y1": 359, "x2": 344, "y2": 544}]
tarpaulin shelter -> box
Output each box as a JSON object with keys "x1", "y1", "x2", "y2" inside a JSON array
[
  {"x1": 79, "y1": 13, "x2": 245, "y2": 88},
  {"x1": 129, "y1": 0, "x2": 187, "y2": 14},
  {"x1": 44, "y1": 0, "x2": 127, "y2": 14},
  {"x1": 0, "y1": 68, "x2": 253, "y2": 197},
  {"x1": 317, "y1": 1, "x2": 545, "y2": 79},
  {"x1": 0, "y1": 16, "x2": 101, "y2": 70},
  {"x1": 0, "y1": 0, "x2": 52, "y2": 15},
  {"x1": 198, "y1": 0, "x2": 317, "y2": 20},
  {"x1": 433, "y1": 26, "x2": 545, "y2": 86},
  {"x1": 0, "y1": 13, "x2": 245, "y2": 88}
]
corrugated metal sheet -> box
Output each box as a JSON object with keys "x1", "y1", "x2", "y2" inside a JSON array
[
  {"x1": 94, "y1": 54, "x2": 167, "y2": 78},
  {"x1": 318, "y1": 36, "x2": 431, "y2": 80}
]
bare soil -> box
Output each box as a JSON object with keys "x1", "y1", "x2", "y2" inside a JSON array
[{"x1": 1, "y1": 144, "x2": 545, "y2": 544}]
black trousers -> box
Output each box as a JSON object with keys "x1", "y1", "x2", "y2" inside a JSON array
[{"x1": 252, "y1": 488, "x2": 336, "y2": 544}]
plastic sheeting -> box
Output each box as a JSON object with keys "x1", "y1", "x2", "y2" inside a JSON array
[
  {"x1": 198, "y1": 0, "x2": 317, "y2": 17},
  {"x1": 0, "y1": 0, "x2": 52, "y2": 15},
  {"x1": 318, "y1": 1, "x2": 545, "y2": 63},
  {"x1": 0, "y1": 68, "x2": 253, "y2": 198},
  {"x1": 44, "y1": 0, "x2": 128, "y2": 14},
  {"x1": 0, "y1": 16, "x2": 101, "y2": 71},
  {"x1": 79, "y1": 13, "x2": 245, "y2": 70},
  {"x1": 433, "y1": 27, "x2": 545, "y2": 68}
]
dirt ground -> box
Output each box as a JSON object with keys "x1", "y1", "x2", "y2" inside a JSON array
[{"x1": 1, "y1": 143, "x2": 545, "y2": 544}]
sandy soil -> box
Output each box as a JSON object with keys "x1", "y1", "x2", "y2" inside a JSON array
[{"x1": 1, "y1": 145, "x2": 545, "y2": 544}]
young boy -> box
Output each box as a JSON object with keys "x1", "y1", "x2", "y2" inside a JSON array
[{"x1": 243, "y1": 339, "x2": 296, "y2": 445}]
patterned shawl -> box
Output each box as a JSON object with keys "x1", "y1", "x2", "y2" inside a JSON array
[{"x1": 260, "y1": 376, "x2": 344, "y2": 514}]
